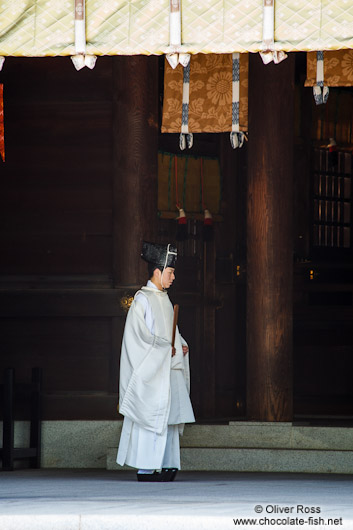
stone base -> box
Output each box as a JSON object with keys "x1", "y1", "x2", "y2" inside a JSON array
[
  {"x1": 107, "y1": 421, "x2": 353, "y2": 474},
  {"x1": 107, "y1": 447, "x2": 353, "y2": 474},
  {"x1": 2, "y1": 420, "x2": 353, "y2": 473},
  {"x1": 0, "y1": 420, "x2": 122, "y2": 469}
]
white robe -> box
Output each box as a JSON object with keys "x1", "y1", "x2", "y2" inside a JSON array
[{"x1": 117, "y1": 282, "x2": 195, "y2": 470}]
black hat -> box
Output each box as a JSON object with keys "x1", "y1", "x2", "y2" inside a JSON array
[{"x1": 141, "y1": 241, "x2": 177, "y2": 269}]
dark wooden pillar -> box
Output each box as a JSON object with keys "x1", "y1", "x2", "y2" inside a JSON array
[
  {"x1": 202, "y1": 239, "x2": 216, "y2": 418},
  {"x1": 111, "y1": 56, "x2": 158, "y2": 396},
  {"x1": 246, "y1": 53, "x2": 294, "y2": 421},
  {"x1": 112, "y1": 56, "x2": 158, "y2": 288}
]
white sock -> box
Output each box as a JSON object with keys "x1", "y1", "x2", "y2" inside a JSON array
[{"x1": 137, "y1": 469, "x2": 155, "y2": 474}]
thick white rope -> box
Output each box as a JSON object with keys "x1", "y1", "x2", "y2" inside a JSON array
[
  {"x1": 166, "y1": 0, "x2": 190, "y2": 70},
  {"x1": 71, "y1": 0, "x2": 97, "y2": 71}
]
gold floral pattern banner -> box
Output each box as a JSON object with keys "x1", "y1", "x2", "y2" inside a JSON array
[
  {"x1": 0, "y1": 84, "x2": 4, "y2": 162},
  {"x1": 305, "y1": 50, "x2": 353, "y2": 87},
  {"x1": 162, "y1": 54, "x2": 248, "y2": 133}
]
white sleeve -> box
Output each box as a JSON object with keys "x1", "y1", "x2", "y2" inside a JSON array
[
  {"x1": 178, "y1": 326, "x2": 188, "y2": 347},
  {"x1": 135, "y1": 292, "x2": 155, "y2": 335}
]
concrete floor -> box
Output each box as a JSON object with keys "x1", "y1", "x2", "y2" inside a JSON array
[{"x1": 0, "y1": 469, "x2": 353, "y2": 529}]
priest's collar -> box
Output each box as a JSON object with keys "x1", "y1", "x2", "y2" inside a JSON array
[
  {"x1": 147, "y1": 280, "x2": 158, "y2": 290},
  {"x1": 141, "y1": 280, "x2": 168, "y2": 295}
]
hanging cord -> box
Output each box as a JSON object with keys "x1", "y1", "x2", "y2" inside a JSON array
[
  {"x1": 175, "y1": 155, "x2": 187, "y2": 240},
  {"x1": 160, "y1": 243, "x2": 177, "y2": 290},
  {"x1": 175, "y1": 155, "x2": 180, "y2": 210},
  {"x1": 167, "y1": 154, "x2": 173, "y2": 211},
  {"x1": 324, "y1": 95, "x2": 330, "y2": 138},
  {"x1": 0, "y1": 83, "x2": 5, "y2": 162},
  {"x1": 313, "y1": 51, "x2": 329, "y2": 105},
  {"x1": 183, "y1": 156, "x2": 188, "y2": 210},
  {"x1": 230, "y1": 53, "x2": 246, "y2": 149},
  {"x1": 180, "y1": 60, "x2": 193, "y2": 150},
  {"x1": 200, "y1": 157, "x2": 206, "y2": 211},
  {"x1": 333, "y1": 89, "x2": 339, "y2": 141},
  {"x1": 161, "y1": 243, "x2": 170, "y2": 290},
  {"x1": 200, "y1": 158, "x2": 213, "y2": 241}
]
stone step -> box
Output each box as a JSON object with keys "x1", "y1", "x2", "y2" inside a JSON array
[
  {"x1": 106, "y1": 446, "x2": 353, "y2": 474},
  {"x1": 181, "y1": 422, "x2": 353, "y2": 450},
  {"x1": 107, "y1": 421, "x2": 353, "y2": 474},
  {"x1": 4, "y1": 420, "x2": 353, "y2": 472}
]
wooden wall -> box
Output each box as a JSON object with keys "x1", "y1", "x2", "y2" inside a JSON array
[
  {"x1": 293, "y1": 62, "x2": 353, "y2": 419},
  {"x1": 0, "y1": 57, "x2": 119, "y2": 419},
  {"x1": 0, "y1": 56, "x2": 247, "y2": 422},
  {"x1": 1, "y1": 57, "x2": 113, "y2": 275},
  {"x1": 1, "y1": 53, "x2": 352, "y2": 423}
]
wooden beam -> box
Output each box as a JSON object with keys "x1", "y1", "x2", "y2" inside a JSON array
[
  {"x1": 246, "y1": 53, "x2": 295, "y2": 421},
  {"x1": 0, "y1": 290, "x2": 126, "y2": 317}
]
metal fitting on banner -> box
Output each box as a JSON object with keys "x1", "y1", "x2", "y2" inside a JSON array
[{"x1": 71, "y1": 0, "x2": 97, "y2": 71}]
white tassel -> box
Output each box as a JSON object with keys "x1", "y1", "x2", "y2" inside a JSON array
[
  {"x1": 260, "y1": 50, "x2": 288, "y2": 65},
  {"x1": 166, "y1": 53, "x2": 190, "y2": 69},
  {"x1": 84, "y1": 55, "x2": 97, "y2": 69},
  {"x1": 179, "y1": 53, "x2": 191, "y2": 67},
  {"x1": 179, "y1": 133, "x2": 193, "y2": 151},
  {"x1": 313, "y1": 85, "x2": 329, "y2": 105},
  {"x1": 186, "y1": 132, "x2": 193, "y2": 148},
  {"x1": 179, "y1": 133, "x2": 186, "y2": 151},
  {"x1": 0, "y1": 57, "x2": 5, "y2": 71},
  {"x1": 71, "y1": 54, "x2": 85, "y2": 71},
  {"x1": 166, "y1": 53, "x2": 179, "y2": 69},
  {"x1": 230, "y1": 132, "x2": 246, "y2": 149}
]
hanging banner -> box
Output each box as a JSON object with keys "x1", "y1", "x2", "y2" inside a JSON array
[
  {"x1": 305, "y1": 50, "x2": 353, "y2": 88},
  {"x1": 311, "y1": 90, "x2": 353, "y2": 145},
  {"x1": 158, "y1": 151, "x2": 221, "y2": 216},
  {"x1": 0, "y1": 84, "x2": 4, "y2": 162},
  {"x1": 162, "y1": 53, "x2": 248, "y2": 134}
]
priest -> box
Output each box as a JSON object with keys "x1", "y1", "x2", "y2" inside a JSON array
[{"x1": 116, "y1": 241, "x2": 195, "y2": 481}]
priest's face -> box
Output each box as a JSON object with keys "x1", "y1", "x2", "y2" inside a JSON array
[{"x1": 161, "y1": 267, "x2": 175, "y2": 289}]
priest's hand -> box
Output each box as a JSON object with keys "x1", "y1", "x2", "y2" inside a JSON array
[
  {"x1": 182, "y1": 345, "x2": 189, "y2": 356},
  {"x1": 172, "y1": 346, "x2": 176, "y2": 357}
]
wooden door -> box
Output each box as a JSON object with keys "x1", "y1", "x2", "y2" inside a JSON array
[{"x1": 156, "y1": 136, "x2": 247, "y2": 422}]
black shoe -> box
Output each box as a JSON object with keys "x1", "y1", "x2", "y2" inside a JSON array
[
  {"x1": 162, "y1": 468, "x2": 178, "y2": 481},
  {"x1": 136, "y1": 470, "x2": 170, "y2": 482}
]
